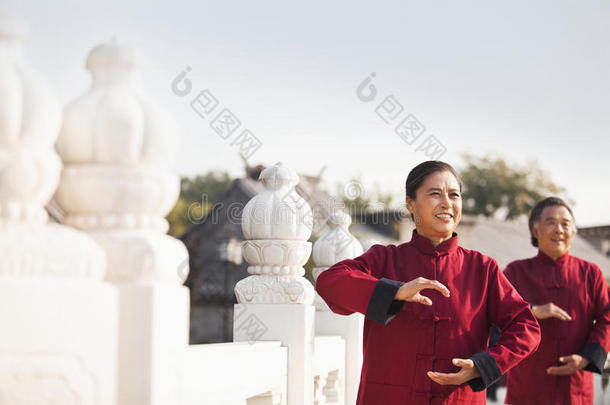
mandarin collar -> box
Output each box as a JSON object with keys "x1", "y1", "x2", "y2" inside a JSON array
[
  {"x1": 410, "y1": 229, "x2": 459, "y2": 256},
  {"x1": 535, "y1": 249, "x2": 570, "y2": 266}
]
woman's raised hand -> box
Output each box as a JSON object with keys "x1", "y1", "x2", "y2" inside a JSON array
[{"x1": 394, "y1": 277, "x2": 450, "y2": 306}]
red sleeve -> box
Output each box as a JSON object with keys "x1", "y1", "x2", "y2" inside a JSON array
[
  {"x1": 502, "y1": 262, "x2": 529, "y2": 306},
  {"x1": 315, "y1": 244, "x2": 405, "y2": 325},
  {"x1": 469, "y1": 259, "x2": 541, "y2": 390},
  {"x1": 486, "y1": 259, "x2": 541, "y2": 372},
  {"x1": 579, "y1": 264, "x2": 610, "y2": 373},
  {"x1": 503, "y1": 262, "x2": 516, "y2": 285}
]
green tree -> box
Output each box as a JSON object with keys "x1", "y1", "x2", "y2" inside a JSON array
[
  {"x1": 460, "y1": 155, "x2": 567, "y2": 220},
  {"x1": 166, "y1": 171, "x2": 234, "y2": 236},
  {"x1": 336, "y1": 178, "x2": 395, "y2": 213},
  {"x1": 179, "y1": 171, "x2": 234, "y2": 203}
]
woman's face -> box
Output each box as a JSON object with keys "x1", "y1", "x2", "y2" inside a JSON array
[{"x1": 406, "y1": 170, "x2": 462, "y2": 244}]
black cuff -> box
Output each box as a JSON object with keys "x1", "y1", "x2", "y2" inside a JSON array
[
  {"x1": 580, "y1": 342, "x2": 607, "y2": 374},
  {"x1": 468, "y1": 351, "x2": 502, "y2": 392},
  {"x1": 365, "y1": 278, "x2": 404, "y2": 325},
  {"x1": 388, "y1": 298, "x2": 405, "y2": 316}
]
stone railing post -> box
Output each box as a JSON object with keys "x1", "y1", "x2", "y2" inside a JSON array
[
  {"x1": 234, "y1": 162, "x2": 315, "y2": 405},
  {"x1": 0, "y1": 13, "x2": 117, "y2": 405},
  {"x1": 313, "y1": 211, "x2": 364, "y2": 405},
  {"x1": 54, "y1": 38, "x2": 189, "y2": 405}
]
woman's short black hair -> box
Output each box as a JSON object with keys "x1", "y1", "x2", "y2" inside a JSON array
[
  {"x1": 405, "y1": 161, "x2": 463, "y2": 220},
  {"x1": 528, "y1": 197, "x2": 575, "y2": 247}
]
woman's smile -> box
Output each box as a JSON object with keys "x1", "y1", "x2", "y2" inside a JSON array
[{"x1": 434, "y1": 212, "x2": 454, "y2": 223}]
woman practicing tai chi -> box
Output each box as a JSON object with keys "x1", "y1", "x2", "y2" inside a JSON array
[{"x1": 316, "y1": 160, "x2": 541, "y2": 404}]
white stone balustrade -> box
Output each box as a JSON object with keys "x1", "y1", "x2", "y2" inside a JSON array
[
  {"x1": 313, "y1": 336, "x2": 345, "y2": 405},
  {"x1": 313, "y1": 211, "x2": 364, "y2": 405},
  {"x1": 181, "y1": 341, "x2": 287, "y2": 405},
  {"x1": 0, "y1": 12, "x2": 371, "y2": 405},
  {"x1": 237, "y1": 162, "x2": 315, "y2": 304},
  {"x1": 53, "y1": 37, "x2": 190, "y2": 405},
  {"x1": 235, "y1": 162, "x2": 316, "y2": 405},
  {"x1": 54, "y1": 37, "x2": 186, "y2": 285},
  {"x1": 0, "y1": 12, "x2": 117, "y2": 405},
  {"x1": 312, "y1": 211, "x2": 363, "y2": 311}
]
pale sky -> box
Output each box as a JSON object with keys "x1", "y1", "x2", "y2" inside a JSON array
[{"x1": 4, "y1": 0, "x2": 610, "y2": 226}]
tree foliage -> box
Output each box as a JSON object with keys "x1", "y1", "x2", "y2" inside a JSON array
[
  {"x1": 336, "y1": 177, "x2": 395, "y2": 213},
  {"x1": 460, "y1": 155, "x2": 566, "y2": 220},
  {"x1": 166, "y1": 171, "x2": 234, "y2": 236}
]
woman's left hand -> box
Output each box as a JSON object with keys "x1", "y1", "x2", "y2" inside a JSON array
[{"x1": 427, "y1": 358, "x2": 480, "y2": 385}]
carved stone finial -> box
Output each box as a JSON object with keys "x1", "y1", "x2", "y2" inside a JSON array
[
  {"x1": 236, "y1": 162, "x2": 314, "y2": 304},
  {"x1": 0, "y1": 13, "x2": 105, "y2": 280},
  {"x1": 312, "y1": 210, "x2": 363, "y2": 311},
  {"x1": 53, "y1": 38, "x2": 187, "y2": 284}
]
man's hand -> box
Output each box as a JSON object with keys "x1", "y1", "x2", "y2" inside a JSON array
[
  {"x1": 427, "y1": 358, "x2": 481, "y2": 385},
  {"x1": 394, "y1": 277, "x2": 450, "y2": 306},
  {"x1": 531, "y1": 302, "x2": 572, "y2": 321},
  {"x1": 546, "y1": 354, "x2": 589, "y2": 375}
]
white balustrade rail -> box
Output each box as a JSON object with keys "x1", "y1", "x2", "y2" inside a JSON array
[
  {"x1": 181, "y1": 341, "x2": 287, "y2": 405},
  {"x1": 0, "y1": 12, "x2": 367, "y2": 405},
  {"x1": 313, "y1": 336, "x2": 346, "y2": 405}
]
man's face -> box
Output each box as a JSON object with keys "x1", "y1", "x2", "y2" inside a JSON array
[{"x1": 532, "y1": 205, "x2": 575, "y2": 260}]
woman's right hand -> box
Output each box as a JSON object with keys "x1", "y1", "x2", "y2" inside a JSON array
[{"x1": 394, "y1": 277, "x2": 450, "y2": 306}]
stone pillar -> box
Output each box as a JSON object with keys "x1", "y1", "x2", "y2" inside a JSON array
[
  {"x1": 313, "y1": 211, "x2": 364, "y2": 405},
  {"x1": 312, "y1": 211, "x2": 364, "y2": 311},
  {"x1": 234, "y1": 162, "x2": 315, "y2": 405},
  {"x1": 0, "y1": 13, "x2": 118, "y2": 405},
  {"x1": 54, "y1": 38, "x2": 189, "y2": 405}
]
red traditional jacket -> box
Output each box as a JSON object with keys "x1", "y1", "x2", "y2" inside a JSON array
[
  {"x1": 504, "y1": 251, "x2": 610, "y2": 405},
  {"x1": 315, "y1": 230, "x2": 541, "y2": 405}
]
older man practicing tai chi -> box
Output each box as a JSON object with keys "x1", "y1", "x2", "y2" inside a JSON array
[{"x1": 504, "y1": 197, "x2": 610, "y2": 405}]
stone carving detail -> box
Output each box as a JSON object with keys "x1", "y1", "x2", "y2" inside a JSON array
[
  {"x1": 53, "y1": 38, "x2": 188, "y2": 284},
  {"x1": 236, "y1": 163, "x2": 314, "y2": 304},
  {"x1": 322, "y1": 369, "x2": 341, "y2": 403},
  {"x1": 313, "y1": 370, "x2": 341, "y2": 405},
  {"x1": 0, "y1": 352, "x2": 99, "y2": 405},
  {"x1": 241, "y1": 240, "x2": 310, "y2": 277},
  {"x1": 0, "y1": 14, "x2": 61, "y2": 226},
  {"x1": 0, "y1": 13, "x2": 105, "y2": 280},
  {"x1": 313, "y1": 374, "x2": 327, "y2": 405},
  {"x1": 312, "y1": 211, "x2": 363, "y2": 311},
  {"x1": 0, "y1": 223, "x2": 105, "y2": 279}
]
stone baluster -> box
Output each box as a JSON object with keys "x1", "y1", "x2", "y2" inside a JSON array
[
  {"x1": 322, "y1": 370, "x2": 341, "y2": 403},
  {"x1": 54, "y1": 38, "x2": 189, "y2": 405},
  {"x1": 54, "y1": 37, "x2": 186, "y2": 285},
  {"x1": 313, "y1": 210, "x2": 364, "y2": 405},
  {"x1": 0, "y1": 13, "x2": 117, "y2": 405},
  {"x1": 234, "y1": 162, "x2": 315, "y2": 405},
  {"x1": 314, "y1": 374, "x2": 328, "y2": 405},
  {"x1": 236, "y1": 162, "x2": 314, "y2": 304},
  {"x1": 312, "y1": 211, "x2": 364, "y2": 311}
]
